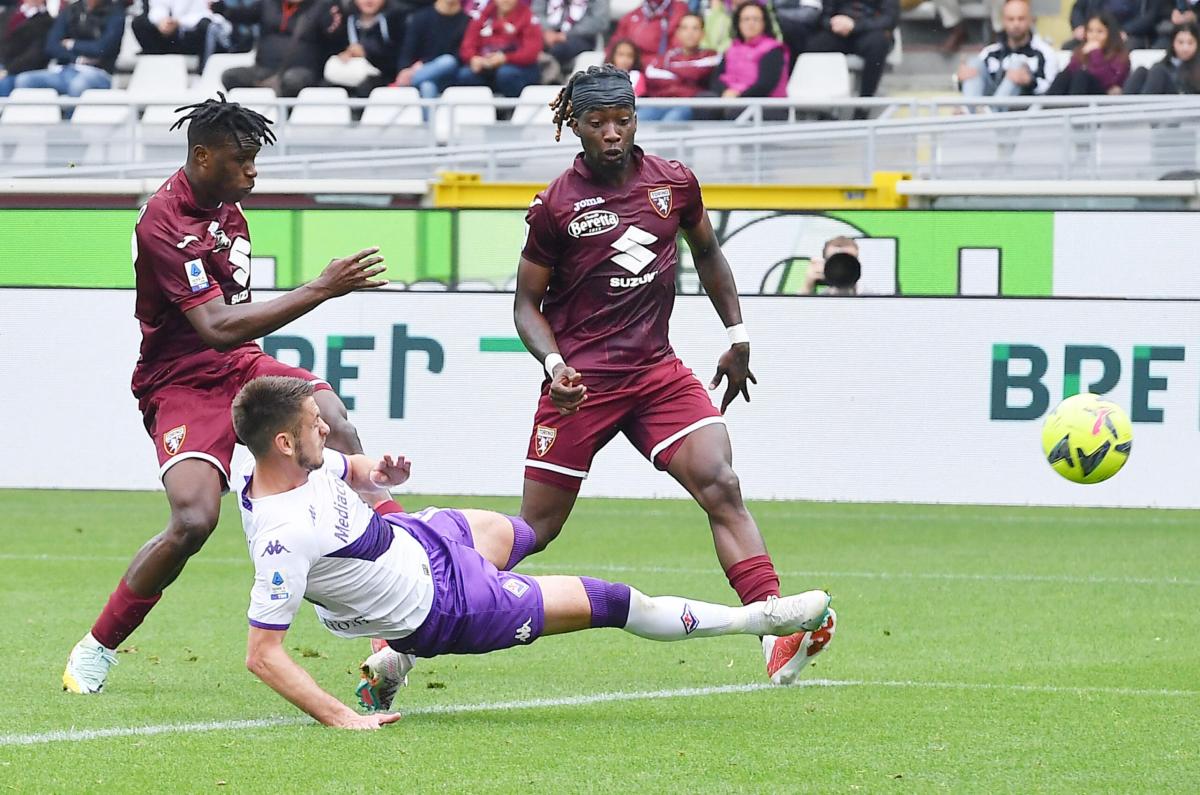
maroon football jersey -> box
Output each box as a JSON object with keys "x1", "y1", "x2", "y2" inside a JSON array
[
  {"x1": 131, "y1": 168, "x2": 259, "y2": 399},
  {"x1": 522, "y1": 146, "x2": 706, "y2": 378}
]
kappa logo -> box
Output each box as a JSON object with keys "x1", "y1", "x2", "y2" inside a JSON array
[
  {"x1": 514, "y1": 617, "x2": 533, "y2": 643},
  {"x1": 261, "y1": 540, "x2": 291, "y2": 556},
  {"x1": 573, "y1": 196, "x2": 606, "y2": 212},
  {"x1": 503, "y1": 578, "x2": 530, "y2": 598},
  {"x1": 535, "y1": 425, "x2": 557, "y2": 457},
  {"x1": 648, "y1": 186, "x2": 672, "y2": 218},
  {"x1": 567, "y1": 210, "x2": 619, "y2": 238},
  {"x1": 162, "y1": 425, "x2": 187, "y2": 456},
  {"x1": 680, "y1": 603, "x2": 699, "y2": 635}
]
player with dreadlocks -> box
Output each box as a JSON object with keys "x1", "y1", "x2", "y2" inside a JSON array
[
  {"x1": 63, "y1": 94, "x2": 400, "y2": 696},
  {"x1": 510, "y1": 65, "x2": 836, "y2": 686}
]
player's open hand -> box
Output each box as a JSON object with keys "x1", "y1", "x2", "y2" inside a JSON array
[
  {"x1": 314, "y1": 247, "x2": 387, "y2": 297},
  {"x1": 370, "y1": 454, "x2": 411, "y2": 488},
  {"x1": 710, "y1": 344, "x2": 756, "y2": 414},
  {"x1": 334, "y1": 712, "x2": 402, "y2": 731},
  {"x1": 549, "y1": 365, "x2": 587, "y2": 415}
]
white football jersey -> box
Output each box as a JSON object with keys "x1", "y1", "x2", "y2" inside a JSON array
[{"x1": 238, "y1": 450, "x2": 434, "y2": 640}]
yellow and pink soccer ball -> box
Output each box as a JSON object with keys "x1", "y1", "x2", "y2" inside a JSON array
[{"x1": 1041, "y1": 393, "x2": 1133, "y2": 484}]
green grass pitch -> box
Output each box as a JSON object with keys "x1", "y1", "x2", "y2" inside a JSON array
[{"x1": 1, "y1": 490, "x2": 1198, "y2": 792}]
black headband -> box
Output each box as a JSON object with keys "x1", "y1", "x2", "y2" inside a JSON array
[{"x1": 571, "y1": 71, "x2": 637, "y2": 117}]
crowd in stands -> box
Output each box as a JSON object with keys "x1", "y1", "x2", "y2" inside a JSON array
[{"x1": 0, "y1": 0, "x2": 1196, "y2": 110}]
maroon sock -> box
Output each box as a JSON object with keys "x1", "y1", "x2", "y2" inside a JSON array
[
  {"x1": 725, "y1": 554, "x2": 781, "y2": 606},
  {"x1": 90, "y1": 579, "x2": 162, "y2": 650}
]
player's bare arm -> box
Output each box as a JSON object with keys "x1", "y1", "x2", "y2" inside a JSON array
[
  {"x1": 683, "y1": 215, "x2": 756, "y2": 413},
  {"x1": 245, "y1": 626, "x2": 400, "y2": 730},
  {"x1": 184, "y1": 247, "x2": 387, "y2": 352},
  {"x1": 514, "y1": 255, "x2": 587, "y2": 415},
  {"x1": 343, "y1": 453, "x2": 411, "y2": 503}
]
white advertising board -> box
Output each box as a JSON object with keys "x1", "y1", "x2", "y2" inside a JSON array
[{"x1": 2, "y1": 289, "x2": 1196, "y2": 507}]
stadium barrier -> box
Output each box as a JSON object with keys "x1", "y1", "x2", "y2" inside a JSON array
[{"x1": 3, "y1": 289, "x2": 1196, "y2": 508}]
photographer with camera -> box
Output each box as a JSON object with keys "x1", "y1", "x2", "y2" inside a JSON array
[{"x1": 800, "y1": 236, "x2": 861, "y2": 295}]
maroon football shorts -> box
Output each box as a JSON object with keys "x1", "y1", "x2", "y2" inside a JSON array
[
  {"x1": 139, "y1": 350, "x2": 332, "y2": 487},
  {"x1": 523, "y1": 358, "x2": 725, "y2": 492}
]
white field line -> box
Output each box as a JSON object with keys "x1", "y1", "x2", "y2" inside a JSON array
[
  {"x1": 1, "y1": 553, "x2": 1197, "y2": 587},
  {"x1": 2, "y1": 679, "x2": 1196, "y2": 747}
]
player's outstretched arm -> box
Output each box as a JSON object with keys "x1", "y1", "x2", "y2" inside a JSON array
[
  {"x1": 184, "y1": 247, "x2": 387, "y2": 351},
  {"x1": 245, "y1": 626, "x2": 400, "y2": 730},
  {"x1": 344, "y1": 453, "x2": 411, "y2": 504},
  {"x1": 682, "y1": 216, "x2": 756, "y2": 413},
  {"x1": 513, "y1": 256, "x2": 587, "y2": 413}
]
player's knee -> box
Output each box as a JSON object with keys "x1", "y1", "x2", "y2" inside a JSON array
[
  {"x1": 697, "y1": 466, "x2": 743, "y2": 511},
  {"x1": 167, "y1": 506, "x2": 219, "y2": 556}
]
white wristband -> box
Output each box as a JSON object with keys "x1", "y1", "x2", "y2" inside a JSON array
[
  {"x1": 544, "y1": 352, "x2": 565, "y2": 378},
  {"x1": 726, "y1": 323, "x2": 750, "y2": 345}
]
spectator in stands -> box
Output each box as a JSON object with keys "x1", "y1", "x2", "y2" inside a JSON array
[
  {"x1": 533, "y1": 0, "x2": 609, "y2": 73},
  {"x1": 800, "y1": 236, "x2": 861, "y2": 295},
  {"x1": 957, "y1": 0, "x2": 1057, "y2": 104},
  {"x1": 709, "y1": 0, "x2": 787, "y2": 115},
  {"x1": 215, "y1": 0, "x2": 328, "y2": 97},
  {"x1": 1169, "y1": 0, "x2": 1198, "y2": 30},
  {"x1": 641, "y1": 12, "x2": 719, "y2": 119},
  {"x1": 1125, "y1": 21, "x2": 1200, "y2": 91},
  {"x1": 803, "y1": 0, "x2": 897, "y2": 102},
  {"x1": 455, "y1": 0, "x2": 542, "y2": 96},
  {"x1": 612, "y1": 0, "x2": 689, "y2": 65},
  {"x1": 607, "y1": 37, "x2": 646, "y2": 92},
  {"x1": 1047, "y1": 11, "x2": 1129, "y2": 93},
  {"x1": 1067, "y1": 0, "x2": 1164, "y2": 49},
  {"x1": 322, "y1": 0, "x2": 404, "y2": 96},
  {"x1": 133, "y1": 0, "x2": 232, "y2": 69},
  {"x1": 12, "y1": 0, "x2": 122, "y2": 96},
  {"x1": 0, "y1": 0, "x2": 54, "y2": 97},
  {"x1": 394, "y1": 0, "x2": 469, "y2": 98},
  {"x1": 773, "y1": 0, "x2": 823, "y2": 60}
]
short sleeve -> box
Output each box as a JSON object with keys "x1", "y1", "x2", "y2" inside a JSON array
[
  {"x1": 321, "y1": 448, "x2": 350, "y2": 481},
  {"x1": 521, "y1": 194, "x2": 562, "y2": 269},
  {"x1": 247, "y1": 528, "x2": 312, "y2": 631},
  {"x1": 135, "y1": 214, "x2": 221, "y2": 312},
  {"x1": 679, "y1": 166, "x2": 706, "y2": 229}
]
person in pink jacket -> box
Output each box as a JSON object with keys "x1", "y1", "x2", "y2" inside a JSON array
[
  {"x1": 710, "y1": 1, "x2": 789, "y2": 117},
  {"x1": 1047, "y1": 11, "x2": 1129, "y2": 94},
  {"x1": 454, "y1": 0, "x2": 543, "y2": 96}
]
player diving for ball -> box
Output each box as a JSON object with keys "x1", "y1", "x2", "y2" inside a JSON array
[
  {"x1": 511, "y1": 65, "x2": 835, "y2": 685},
  {"x1": 62, "y1": 95, "x2": 393, "y2": 695},
  {"x1": 231, "y1": 376, "x2": 833, "y2": 729}
]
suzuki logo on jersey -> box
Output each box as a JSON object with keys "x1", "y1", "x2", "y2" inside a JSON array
[
  {"x1": 648, "y1": 186, "x2": 672, "y2": 218},
  {"x1": 568, "y1": 210, "x2": 619, "y2": 238},
  {"x1": 261, "y1": 540, "x2": 291, "y2": 556},
  {"x1": 609, "y1": 226, "x2": 659, "y2": 276},
  {"x1": 572, "y1": 196, "x2": 605, "y2": 212}
]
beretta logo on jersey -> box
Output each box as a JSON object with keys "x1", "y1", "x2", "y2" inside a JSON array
[
  {"x1": 163, "y1": 425, "x2": 187, "y2": 456},
  {"x1": 648, "y1": 186, "x2": 672, "y2": 218},
  {"x1": 535, "y1": 425, "x2": 557, "y2": 457},
  {"x1": 567, "y1": 210, "x2": 619, "y2": 238}
]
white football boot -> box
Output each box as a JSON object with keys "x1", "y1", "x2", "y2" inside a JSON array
[
  {"x1": 356, "y1": 647, "x2": 415, "y2": 712},
  {"x1": 761, "y1": 590, "x2": 831, "y2": 635},
  {"x1": 62, "y1": 633, "x2": 118, "y2": 694},
  {"x1": 764, "y1": 608, "x2": 837, "y2": 686}
]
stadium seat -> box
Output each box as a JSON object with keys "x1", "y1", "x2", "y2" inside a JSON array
[
  {"x1": 434, "y1": 86, "x2": 496, "y2": 144},
  {"x1": 290, "y1": 87, "x2": 352, "y2": 126},
  {"x1": 360, "y1": 86, "x2": 423, "y2": 127},
  {"x1": 1129, "y1": 49, "x2": 1165, "y2": 72},
  {"x1": 788, "y1": 53, "x2": 852, "y2": 100},
  {"x1": 199, "y1": 51, "x2": 258, "y2": 94},
  {"x1": 114, "y1": 15, "x2": 139, "y2": 74},
  {"x1": 227, "y1": 87, "x2": 281, "y2": 121},
  {"x1": 572, "y1": 50, "x2": 604, "y2": 72},
  {"x1": 71, "y1": 88, "x2": 134, "y2": 126},
  {"x1": 127, "y1": 55, "x2": 191, "y2": 99},
  {"x1": 512, "y1": 84, "x2": 561, "y2": 125},
  {"x1": 0, "y1": 88, "x2": 62, "y2": 124}
]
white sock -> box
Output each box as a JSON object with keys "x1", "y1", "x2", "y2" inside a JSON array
[{"x1": 621, "y1": 588, "x2": 769, "y2": 641}]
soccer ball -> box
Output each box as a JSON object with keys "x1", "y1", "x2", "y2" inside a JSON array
[{"x1": 1041, "y1": 393, "x2": 1132, "y2": 484}]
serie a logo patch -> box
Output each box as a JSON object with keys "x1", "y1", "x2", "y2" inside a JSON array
[
  {"x1": 535, "y1": 425, "x2": 557, "y2": 457},
  {"x1": 163, "y1": 425, "x2": 187, "y2": 456}
]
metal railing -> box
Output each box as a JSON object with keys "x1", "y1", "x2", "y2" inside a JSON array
[{"x1": 3, "y1": 94, "x2": 1199, "y2": 183}]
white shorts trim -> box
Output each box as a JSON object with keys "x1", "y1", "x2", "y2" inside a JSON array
[
  {"x1": 524, "y1": 459, "x2": 589, "y2": 480},
  {"x1": 159, "y1": 451, "x2": 230, "y2": 485},
  {"x1": 649, "y1": 416, "x2": 727, "y2": 464}
]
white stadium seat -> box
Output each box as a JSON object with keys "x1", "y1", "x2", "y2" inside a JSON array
[
  {"x1": 199, "y1": 51, "x2": 258, "y2": 94},
  {"x1": 572, "y1": 50, "x2": 605, "y2": 73},
  {"x1": 290, "y1": 86, "x2": 351, "y2": 126},
  {"x1": 114, "y1": 15, "x2": 139, "y2": 73},
  {"x1": 0, "y1": 88, "x2": 61, "y2": 124},
  {"x1": 788, "y1": 53, "x2": 852, "y2": 100},
  {"x1": 434, "y1": 86, "x2": 496, "y2": 143},
  {"x1": 71, "y1": 88, "x2": 134, "y2": 125},
  {"x1": 127, "y1": 55, "x2": 191, "y2": 98},
  {"x1": 360, "y1": 86, "x2": 423, "y2": 127},
  {"x1": 227, "y1": 87, "x2": 281, "y2": 121},
  {"x1": 1129, "y1": 49, "x2": 1165, "y2": 72},
  {"x1": 512, "y1": 84, "x2": 561, "y2": 125}
]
